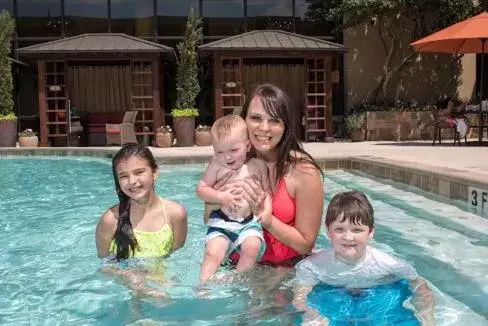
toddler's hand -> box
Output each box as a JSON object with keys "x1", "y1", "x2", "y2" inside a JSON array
[{"x1": 217, "y1": 187, "x2": 242, "y2": 210}]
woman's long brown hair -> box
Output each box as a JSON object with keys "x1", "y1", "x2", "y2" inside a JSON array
[{"x1": 240, "y1": 83, "x2": 323, "y2": 185}]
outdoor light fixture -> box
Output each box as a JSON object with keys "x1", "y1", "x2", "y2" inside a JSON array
[{"x1": 48, "y1": 85, "x2": 61, "y2": 92}]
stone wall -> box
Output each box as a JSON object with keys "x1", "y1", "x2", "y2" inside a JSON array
[{"x1": 365, "y1": 111, "x2": 481, "y2": 141}]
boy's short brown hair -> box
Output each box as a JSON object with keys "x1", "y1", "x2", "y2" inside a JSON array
[
  {"x1": 210, "y1": 114, "x2": 248, "y2": 142},
  {"x1": 325, "y1": 190, "x2": 374, "y2": 229}
]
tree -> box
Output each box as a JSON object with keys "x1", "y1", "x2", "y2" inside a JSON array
[
  {"x1": 173, "y1": 7, "x2": 203, "y2": 115},
  {"x1": 0, "y1": 10, "x2": 14, "y2": 118},
  {"x1": 322, "y1": 0, "x2": 479, "y2": 104}
]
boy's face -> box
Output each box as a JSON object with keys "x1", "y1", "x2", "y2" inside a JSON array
[
  {"x1": 327, "y1": 218, "x2": 374, "y2": 264},
  {"x1": 213, "y1": 131, "x2": 250, "y2": 170}
]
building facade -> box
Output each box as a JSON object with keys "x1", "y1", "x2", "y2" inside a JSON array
[{"x1": 1, "y1": 0, "x2": 344, "y2": 134}]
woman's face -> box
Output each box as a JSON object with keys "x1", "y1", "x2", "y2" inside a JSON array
[{"x1": 245, "y1": 96, "x2": 285, "y2": 155}]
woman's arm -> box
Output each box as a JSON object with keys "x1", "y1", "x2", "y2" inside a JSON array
[
  {"x1": 267, "y1": 165, "x2": 324, "y2": 254},
  {"x1": 168, "y1": 201, "x2": 188, "y2": 251},
  {"x1": 95, "y1": 207, "x2": 118, "y2": 258}
]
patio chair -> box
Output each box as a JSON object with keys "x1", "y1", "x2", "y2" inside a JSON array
[
  {"x1": 105, "y1": 110, "x2": 138, "y2": 146},
  {"x1": 431, "y1": 108, "x2": 467, "y2": 145}
]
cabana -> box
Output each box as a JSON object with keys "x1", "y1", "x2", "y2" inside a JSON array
[
  {"x1": 17, "y1": 33, "x2": 174, "y2": 147},
  {"x1": 199, "y1": 30, "x2": 346, "y2": 141}
]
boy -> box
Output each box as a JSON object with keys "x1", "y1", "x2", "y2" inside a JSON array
[
  {"x1": 293, "y1": 191, "x2": 435, "y2": 325},
  {"x1": 196, "y1": 115, "x2": 269, "y2": 282}
]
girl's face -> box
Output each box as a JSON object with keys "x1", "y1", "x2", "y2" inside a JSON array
[
  {"x1": 116, "y1": 156, "x2": 159, "y2": 201},
  {"x1": 245, "y1": 96, "x2": 285, "y2": 156}
]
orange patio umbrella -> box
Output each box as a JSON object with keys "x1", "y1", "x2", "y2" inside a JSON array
[{"x1": 411, "y1": 12, "x2": 488, "y2": 143}]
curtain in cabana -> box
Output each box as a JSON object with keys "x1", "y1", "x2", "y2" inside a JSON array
[
  {"x1": 243, "y1": 64, "x2": 305, "y2": 114},
  {"x1": 67, "y1": 66, "x2": 131, "y2": 115}
]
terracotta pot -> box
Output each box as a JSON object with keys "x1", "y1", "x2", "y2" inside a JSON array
[
  {"x1": 173, "y1": 117, "x2": 195, "y2": 147},
  {"x1": 155, "y1": 132, "x2": 173, "y2": 147},
  {"x1": 195, "y1": 130, "x2": 212, "y2": 146},
  {"x1": 0, "y1": 119, "x2": 18, "y2": 147},
  {"x1": 18, "y1": 136, "x2": 39, "y2": 147},
  {"x1": 349, "y1": 129, "x2": 365, "y2": 142}
]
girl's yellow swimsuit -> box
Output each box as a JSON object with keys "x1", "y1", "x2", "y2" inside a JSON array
[{"x1": 109, "y1": 198, "x2": 174, "y2": 258}]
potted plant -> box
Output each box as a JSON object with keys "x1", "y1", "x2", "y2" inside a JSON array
[
  {"x1": 195, "y1": 124, "x2": 212, "y2": 146},
  {"x1": 154, "y1": 125, "x2": 174, "y2": 148},
  {"x1": 0, "y1": 11, "x2": 16, "y2": 147},
  {"x1": 18, "y1": 128, "x2": 39, "y2": 147},
  {"x1": 345, "y1": 112, "x2": 366, "y2": 142},
  {"x1": 171, "y1": 8, "x2": 203, "y2": 147}
]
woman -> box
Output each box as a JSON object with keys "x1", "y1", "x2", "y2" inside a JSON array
[{"x1": 221, "y1": 83, "x2": 324, "y2": 267}]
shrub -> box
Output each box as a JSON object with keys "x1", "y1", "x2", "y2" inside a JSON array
[
  {"x1": 18, "y1": 128, "x2": 37, "y2": 137},
  {"x1": 345, "y1": 113, "x2": 365, "y2": 132},
  {"x1": 170, "y1": 108, "x2": 199, "y2": 118},
  {"x1": 172, "y1": 8, "x2": 203, "y2": 117},
  {"x1": 0, "y1": 10, "x2": 15, "y2": 119}
]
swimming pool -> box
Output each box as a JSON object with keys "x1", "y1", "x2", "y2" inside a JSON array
[{"x1": 0, "y1": 157, "x2": 487, "y2": 325}]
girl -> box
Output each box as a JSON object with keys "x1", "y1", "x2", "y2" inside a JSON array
[{"x1": 96, "y1": 143, "x2": 187, "y2": 296}]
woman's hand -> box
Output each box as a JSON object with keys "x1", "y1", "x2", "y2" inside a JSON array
[
  {"x1": 241, "y1": 176, "x2": 270, "y2": 218},
  {"x1": 256, "y1": 195, "x2": 272, "y2": 229}
]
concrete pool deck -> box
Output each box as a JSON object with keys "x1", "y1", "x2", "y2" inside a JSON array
[
  {"x1": 2, "y1": 140, "x2": 488, "y2": 207},
  {"x1": 149, "y1": 140, "x2": 488, "y2": 177}
]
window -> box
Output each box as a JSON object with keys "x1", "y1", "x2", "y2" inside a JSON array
[
  {"x1": 110, "y1": 0, "x2": 154, "y2": 36},
  {"x1": 246, "y1": 0, "x2": 293, "y2": 32},
  {"x1": 157, "y1": 0, "x2": 199, "y2": 36},
  {"x1": 16, "y1": 0, "x2": 63, "y2": 37},
  {"x1": 64, "y1": 0, "x2": 108, "y2": 35},
  {"x1": 0, "y1": 0, "x2": 12, "y2": 13},
  {"x1": 295, "y1": 0, "x2": 335, "y2": 36},
  {"x1": 202, "y1": 0, "x2": 245, "y2": 36}
]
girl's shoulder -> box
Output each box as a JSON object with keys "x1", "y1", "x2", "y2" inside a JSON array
[{"x1": 99, "y1": 205, "x2": 119, "y2": 231}]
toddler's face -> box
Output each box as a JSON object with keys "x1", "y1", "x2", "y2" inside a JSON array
[
  {"x1": 327, "y1": 219, "x2": 373, "y2": 264},
  {"x1": 213, "y1": 133, "x2": 249, "y2": 170}
]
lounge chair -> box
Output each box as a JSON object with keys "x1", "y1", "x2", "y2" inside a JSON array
[{"x1": 105, "y1": 110, "x2": 138, "y2": 146}]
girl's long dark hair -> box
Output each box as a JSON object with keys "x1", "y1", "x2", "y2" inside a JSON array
[
  {"x1": 241, "y1": 83, "x2": 323, "y2": 184},
  {"x1": 111, "y1": 143, "x2": 158, "y2": 260}
]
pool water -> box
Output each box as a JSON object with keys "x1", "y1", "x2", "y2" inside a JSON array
[{"x1": 0, "y1": 157, "x2": 487, "y2": 325}]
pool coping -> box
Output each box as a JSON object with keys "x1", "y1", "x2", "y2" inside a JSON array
[{"x1": 1, "y1": 147, "x2": 487, "y2": 204}]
